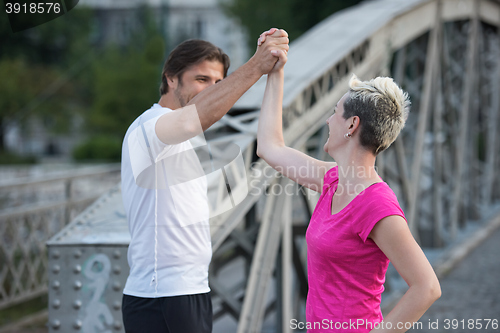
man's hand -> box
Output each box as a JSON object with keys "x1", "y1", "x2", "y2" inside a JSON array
[
  {"x1": 250, "y1": 28, "x2": 289, "y2": 75},
  {"x1": 257, "y1": 28, "x2": 277, "y2": 46}
]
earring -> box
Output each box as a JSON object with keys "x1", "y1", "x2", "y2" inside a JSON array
[{"x1": 344, "y1": 133, "x2": 352, "y2": 139}]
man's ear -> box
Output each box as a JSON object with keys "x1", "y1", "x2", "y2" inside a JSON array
[{"x1": 166, "y1": 75, "x2": 177, "y2": 90}]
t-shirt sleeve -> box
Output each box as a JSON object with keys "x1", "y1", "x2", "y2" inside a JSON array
[
  {"x1": 321, "y1": 166, "x2": 339, "y2": 193},
  {"x1": 353, "y1": 185, "x2": 407, "y2": 243},
  {"x1": 143, "y1": 114, "x2": 170, "y2": 159},
  {"x1": 126, "y1": 114, "x2": 171, "y2": 186}
]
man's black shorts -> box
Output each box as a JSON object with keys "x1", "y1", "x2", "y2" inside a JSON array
[{"x1": 122, "y1": 292, "x2": 212, "y2": 333}]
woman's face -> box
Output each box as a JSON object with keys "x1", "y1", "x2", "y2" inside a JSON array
[{"x1": 324, "y1": 93, "x2": 350, "y2": 155}]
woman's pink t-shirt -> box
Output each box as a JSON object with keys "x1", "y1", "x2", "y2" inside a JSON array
[{"x1": 305, "y1": 166, "x2": 406, "y2": 332}]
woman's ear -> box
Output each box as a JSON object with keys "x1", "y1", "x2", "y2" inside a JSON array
[{"x1": 349, "y1": 116, "x2": 361, "y2": 133}]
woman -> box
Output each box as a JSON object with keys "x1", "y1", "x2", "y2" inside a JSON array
[{"x1": 257, "y1": 34, "x2": 441, "y2": 332}]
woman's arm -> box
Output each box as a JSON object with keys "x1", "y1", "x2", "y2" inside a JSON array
[
  {"x1": 256, "y1": 50, "x2": 336, "y2": 192},
  {"x1": 369, "y1": 216, "x2": 441, "y2": 332}
]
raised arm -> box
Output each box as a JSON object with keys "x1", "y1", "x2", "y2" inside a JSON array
[
  {"x1": 256, "y1": 49, "x2": 336, "y2": 192},
  {"x1": 369, "y1": 216, "x2": 441, "y2": 333},
  {"x1": 156, "y1": 29, "x2": 289, "y2": 145}
]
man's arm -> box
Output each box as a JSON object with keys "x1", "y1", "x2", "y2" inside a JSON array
[{"x1": 155, "y1": 29, "x2": 289, "y2": 145}]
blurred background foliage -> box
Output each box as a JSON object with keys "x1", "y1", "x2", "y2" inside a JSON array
[
  {"x1": 77, "y1": 19, "x2": 164, "y2": 162},
  {"x1": 0, "y1": 7, "x2": 91, "y2": 162},
  {"x1": 1, "y1": 6, "x2": 165, "y2": 162}
]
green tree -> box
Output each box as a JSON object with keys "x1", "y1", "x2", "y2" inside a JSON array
[
  {"x1": 2, "y1": 5, "x2": 166, "y2": 161},
  {"x1": 87, "y1": 35, "x2": 165, "y2": 138},
  {"x1": 74, "y1": 28, "x2": 165, "y2": 161},
  {"x1": 223, "y1": 0, "x2": 363, "y2": 47},
  {"x1": 0, "y1": 7, "x2": 93, "y2": 67},
  {"x1": 0, "y1": 58, "x2": 75, "y2": 151},
  {"x1": 88, "y1": 37, "x2": 163, "y2": 137},
  {"x1": 0, "y1": 7, "x2": 93, "y2": 155}
]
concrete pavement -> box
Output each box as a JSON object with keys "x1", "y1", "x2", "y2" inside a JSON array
[{"x1": 408, "y1": 224, "x2": 500, "y2": 332}]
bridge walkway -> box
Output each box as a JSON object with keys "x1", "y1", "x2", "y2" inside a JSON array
[{"x1": 408, "y1": 217, "x2": 500, "y2": 333}]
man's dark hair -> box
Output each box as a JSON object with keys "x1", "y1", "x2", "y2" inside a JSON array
[{"x1": 159, "y1": 39, "x2": 230, "y2": 96}]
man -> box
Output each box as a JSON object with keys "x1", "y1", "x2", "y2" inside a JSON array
[{"x1": 121, "y1": 29, "x2": 289, "y2": 333}]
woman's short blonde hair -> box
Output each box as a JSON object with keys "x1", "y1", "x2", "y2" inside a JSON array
[{"x1": 343, "y1": 74, "x2": 410, "y2": 155}]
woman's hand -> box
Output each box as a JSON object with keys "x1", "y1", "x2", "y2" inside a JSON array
[{"x1": 269, "y1": 49, "x2": 287, "y2": 73}]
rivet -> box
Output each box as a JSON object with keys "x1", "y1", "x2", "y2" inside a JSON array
[
  {"x1": 52, "y1": 299, "x2": 61, "y2": 309},
  {"x1": 52, "y1": 281, "x2": 60, "y2": 290},
  {"x1": 113, "y1": 300, "x2": 121, "y2": 311},
  {"x1": 73, "y1": 300, "x2": 82, "y2": 310},
  {"x1": 113, "y1": 265, "x2": 121, "y2": 275},
  {"x1": 74, "y1": 280, "x2": 82, "y2": 290},
  {"x1": 52, "y1": 319, "x2": 61, "y2": 329},
  {"x1": 113, "y1": 250, "x2": 121, "y2": 259},
  {"x1": 74, "y1": 265, "x2": 82, "y2": 274},
  {"x1": 113, "y1": 321, "x2": 122, "y2": 330},
  {"x1": 112, "y1": 281, "x2": 121, "y2": 291},
  {"x1": 73, "y1": 320, "x2": 82, "y2": 329},
  {"x1": 52, "y1": 265, "x2": 60, "y2": 274},
  {"x1": 52, "y1": 250, "x2": 60, "y2": 259},
  {"x1": 73, "y1": 250, "x2": 82, "y2": 259}
]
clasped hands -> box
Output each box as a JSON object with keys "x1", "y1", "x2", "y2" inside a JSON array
[{"x1": 253, "y1": 28, "x2": 289, "y2": 74}]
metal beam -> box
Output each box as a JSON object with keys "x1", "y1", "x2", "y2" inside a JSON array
[
  {"x1": 483, "y1": 12, "x2": 500, "y2": 207},
  {"x1": 407, "y1": 0, "x2": 442, "y2": 240},
  {"x1": 237, "y1": 178, "x2": 287, "y2": 333},
  {"x1": 450, "y1": 0, "x2": 480, "y2": 239}
]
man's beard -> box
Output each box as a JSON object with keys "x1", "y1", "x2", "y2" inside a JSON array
[{"x1": 174, "y1": 78, "x2": 188, "y2": 107}]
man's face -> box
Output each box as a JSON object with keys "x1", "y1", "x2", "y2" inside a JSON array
[{"x1": 170, "y1": 60, "x2": 225, "y2": 108}]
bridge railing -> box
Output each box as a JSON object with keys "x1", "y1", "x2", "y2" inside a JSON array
[{"x1": 0, "y1": 165, "x2": 120, "y2": 310}]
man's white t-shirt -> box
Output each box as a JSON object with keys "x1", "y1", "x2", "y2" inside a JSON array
[{"x1": 121, "y1": 103, "x2": 212, "y2": 297}]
